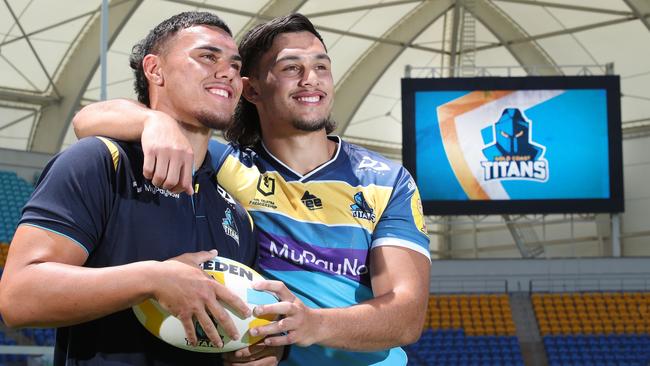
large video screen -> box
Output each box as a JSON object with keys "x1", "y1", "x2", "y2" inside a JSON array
[{"x1": 402, "y1": 76, "x2": 624, "y2": 215}]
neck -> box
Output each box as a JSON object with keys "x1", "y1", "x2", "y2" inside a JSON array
[
  {"x1": 175, "y1": 121, "x2": 210, "y2": 169},
  {"x1": 261, "y1": 128, "x2": 336, "y2": 176},
  {"x1": 151, "y1": 100, "x2": 210, "y2": 169}
]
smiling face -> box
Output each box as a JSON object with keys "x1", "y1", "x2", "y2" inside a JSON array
[
  {"x1": 245, "y1": 31, "x2": 334, "y2": 133},
  {"x1": 149, "y1": 25, "x2": 242, "y2": 131}
]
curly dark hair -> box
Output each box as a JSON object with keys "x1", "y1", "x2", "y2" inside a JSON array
[
  {"x1": 224, "y1": 13, "x2": 336, "y2": 147},
  {"x1": 129, "y1": 11, "x2": 232, "y2": 107}
]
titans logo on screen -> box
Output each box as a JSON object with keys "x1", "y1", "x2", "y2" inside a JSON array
[{"x1": 480, "y1": 108, "x2": 549, "y2": 182}]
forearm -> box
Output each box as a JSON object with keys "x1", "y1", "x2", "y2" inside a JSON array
[
  {"x1": 0, "y1": 260, "x2": 157, "y2": 328},
  {"x1": 312, "y1": 290, "x2": 427, "y2": 351},
  {"x1": 73, "y1": 99, "x2": 150, "y2": 140}
]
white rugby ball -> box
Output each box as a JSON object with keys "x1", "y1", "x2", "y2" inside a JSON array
[{"x1": 132, "y1": 256, "x2": 278, "y2": 353}]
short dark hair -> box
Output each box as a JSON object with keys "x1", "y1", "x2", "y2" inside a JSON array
[
  {"x1": 129, "y1": 11, "x2": 232, "y2": 107},
  {"x1": 225, "y1": 13, "x2": 335, "y2": 147}
]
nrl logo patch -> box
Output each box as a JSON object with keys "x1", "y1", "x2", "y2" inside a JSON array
[{"x1": 256, "y1": 175, "x2": 276, "y2": 196}]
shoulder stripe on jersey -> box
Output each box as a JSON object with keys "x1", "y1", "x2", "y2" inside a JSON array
[
  {"x1": 371, "y1": 237, "x2": 431, "y2": 262},
  {"x1": 245, "y1": 210, "x2": 254, "y2": 231},
  {"x1": 96, "y1": 136, "x2": 119, "y2": 171},
  {"x1": 20, "y1": 223, "x2": 90, "y2": 256}
]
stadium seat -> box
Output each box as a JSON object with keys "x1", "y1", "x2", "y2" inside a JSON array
[
  {"x1": 406, "y1": 294, "x2": 524, "y2": 365},
  {"x1": 536, "y1": 292, "x2": 650, "y2": 366},
  {"x1": 0, "y1": 170, "x2": 33, "y2": 243}
]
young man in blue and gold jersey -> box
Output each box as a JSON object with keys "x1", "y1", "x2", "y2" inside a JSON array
[
  {"x1": 73, "y1": 13, "x2": 431, "y2": 366},
  {"x1": 0, "y1": 12, "x2": 283, "y2": 366}
]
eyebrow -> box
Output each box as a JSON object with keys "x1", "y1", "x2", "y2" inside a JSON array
[
  {"x1": 196, "y1": 45, "x2": 242, "y2": 62},
  {"x1": 276, "y1": 53, "x2": 331, "y2": 64}
]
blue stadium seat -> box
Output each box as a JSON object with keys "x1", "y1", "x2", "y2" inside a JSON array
[{"x1": 405, "y1": 329, "x2": 524, "y2": 366}]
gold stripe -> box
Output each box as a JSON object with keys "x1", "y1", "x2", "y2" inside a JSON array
[
  {"x1": 206, "y1": 271, "x2": 225, "y2": 285},
  {"x1": 137, "y1": 300, "x2": 164, "y2": 336},
  {"x1": 245, "y1": 317, "x2": 274, "y2": 346},
  {"x1": 217, "y1": 155, "x2": 393, "y2": 229},
  {"x1": 96, "y1": 136, "x2": 120, "y2": 171},
  {"x1": 438, "y1": 91, "x2": 513, "y2": 199}
]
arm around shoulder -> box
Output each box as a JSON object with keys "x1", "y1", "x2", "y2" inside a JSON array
[
  {"x1": 73, "y1": 99, "x2": 195, "y2": 195},
  {"x1": 72, "y1": 98, "x2": 150, "y2": 140}
]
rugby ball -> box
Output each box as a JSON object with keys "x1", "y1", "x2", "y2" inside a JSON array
[{"x1": 132, "y1": 256, "x2": 278, "y2": 353}]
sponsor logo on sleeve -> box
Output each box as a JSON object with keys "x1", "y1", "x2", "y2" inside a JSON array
[
  {"x1": 217, "y1": 184, "x2": 236, "y2": 207},
  {"x1": 358, "y1": 156, "x2": 390, "y2": 173}
]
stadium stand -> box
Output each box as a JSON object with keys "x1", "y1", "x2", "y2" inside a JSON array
[
  {"x1": 2, "y1": 169, "x2": 650, "y2": 366},
  {"x1": 405, "y1": 294, "x2": 524, "y2": 366},
  {"x1": 0, "y1": 170, "x2": 55, "y2": 365},
  {"x1": 0, "y1": 170, "x2": 33, "y2": 244},
  {"x1": 534, "y1": 292, "x2": 650, "y2": 366}
]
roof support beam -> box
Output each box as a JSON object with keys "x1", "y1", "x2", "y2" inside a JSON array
[
  {"x1": 234, "y1": 0, "x2": 307, "y2": 42},
  {"x1": 493, "y1": 0, "x2": 633, "y2": 16},
  {"x1": 164, "y1": 0, "x2": 445, "y2": 54},
  {"x1": 333, "y1": 0, "x2": 454, "y2": 135},
  {"x1": 474, "y1": 15, "x2": 638, "y2": 52},
  {"x1": 4, "y1": 0, "x2": 60, "y2": 97},
  {"x1": 304, "y1": 0, "x2": 423, "y2": 18},
  {"x1": 0, "y1": 88, "x2": 60, "y2": 106},
  {"x1": 623, "y1": 0, "x2": 650, "y2": 31},
  {"x1": 467, "y1": 0, "x2": 560, "y2": 76},
  {"x1": 0, "y1": 0, "x2": 133, "y2": 47},
  {"x1": 29, "y1": 0, "x2": 142, "y2": 153}
]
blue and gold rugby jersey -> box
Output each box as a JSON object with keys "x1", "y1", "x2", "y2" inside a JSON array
[{"x1": 210, "y1": 136, "x2": 430, "y2": 366}]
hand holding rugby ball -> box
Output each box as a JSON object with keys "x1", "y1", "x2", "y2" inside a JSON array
[{"x1": 133, "y1": 256, "x2": 278, "y2": 353}]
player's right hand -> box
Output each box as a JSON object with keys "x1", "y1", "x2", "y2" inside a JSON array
[
  {"x1": 142, "y1": 110, "x2": 194, "y2": 196},
  {"x1": 152, "y1": 250, "x2": 251, "y2": 347}
]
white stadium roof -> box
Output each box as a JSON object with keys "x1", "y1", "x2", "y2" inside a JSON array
[{"x1": 0, "y1": 0, "x2": 649, "y2": 155}]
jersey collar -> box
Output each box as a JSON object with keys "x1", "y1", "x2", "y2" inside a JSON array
[{"x1": 260, "y1": 136, "x2": 342, "y2": 182}]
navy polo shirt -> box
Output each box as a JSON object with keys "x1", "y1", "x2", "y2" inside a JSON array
[{"x1": 20, "y1": 137, "x2": 256, "y2": 366}]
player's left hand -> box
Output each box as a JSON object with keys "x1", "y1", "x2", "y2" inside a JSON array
[
  {"x1": 248, "y1": 280, "x2": 322, "y2": 347},
  {"x1": 222, "y1": 344, "x2": 284, "y2": 366}
]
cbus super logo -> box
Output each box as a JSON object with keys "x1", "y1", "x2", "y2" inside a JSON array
[{"x1": 480, "y1": 108, "x2": 549, "y2": 182}]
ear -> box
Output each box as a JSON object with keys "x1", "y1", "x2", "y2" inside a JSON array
[
  {"x1": 241, "y1": 77, "x2": 260, "y2": 104},
  {"x1": 142, "y1": 54, "x2": 164, "y2": 86}
]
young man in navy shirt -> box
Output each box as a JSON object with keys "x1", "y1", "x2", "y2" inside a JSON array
[{"x1": 0, "y1": 12, "x2": 281, "y2": 366}]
